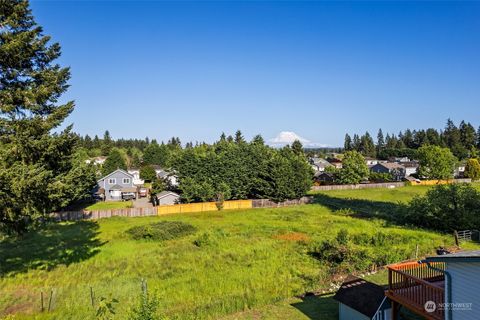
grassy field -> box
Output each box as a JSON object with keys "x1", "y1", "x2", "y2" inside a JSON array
[
  {"x1": 1, "y1": 185, "x2": 479, "y2": 319},
  {"x1": 85, "y1": 201, "x2": 133, "y2": 211}
]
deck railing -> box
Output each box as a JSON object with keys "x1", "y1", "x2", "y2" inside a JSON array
[{"x1": 386, "y1": 261, "x2": 445, "y2": 320}]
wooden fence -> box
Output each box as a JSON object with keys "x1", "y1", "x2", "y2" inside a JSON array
[
  {"x1": 157, "y1": 200, "x2": 252, "y2": 215},
  {"x1": 311, "y1": 182, "x2": 405, "y2": 191},
  {"x1": 407, "y1": 178, "x2": 471, "y2": 186},
  {"x1": 52, "y1": 207, "x2": 157, "y2": 221},
  {"x1": 251, "y1": 196, "x2": 314, "y2": 208}
]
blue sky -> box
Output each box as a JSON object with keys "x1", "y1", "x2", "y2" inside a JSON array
[{"x1": 31, "y1": 1, "x2": 480, "y2": 146}]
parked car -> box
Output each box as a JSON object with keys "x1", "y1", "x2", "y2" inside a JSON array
[
  {"x1": 139, "y1": 187, "x2": 148, "y2": 197},
  {"x1": 122, "y1": 192, "x2": 136, "y2": 201}
]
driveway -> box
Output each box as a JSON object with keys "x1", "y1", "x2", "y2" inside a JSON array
[{"x1": 133, "y1": 197, "x2": 153, "y2": 208}]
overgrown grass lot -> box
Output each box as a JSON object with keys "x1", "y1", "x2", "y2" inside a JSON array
[{"x1": 1, "y1": 185, "x2": 479, "y2": 319}]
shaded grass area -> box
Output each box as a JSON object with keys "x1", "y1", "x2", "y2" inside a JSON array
[{"x1": 2, "y1": 184, "x2": 480, "y2": 319}]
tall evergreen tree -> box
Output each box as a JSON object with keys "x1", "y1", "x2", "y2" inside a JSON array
[
  {"x1": 0, "y1": 0, "x2": 96, "y2": 233},
  {"x1": 344, "y1": 133, "x2": 352, "y2": 151},
  {"x1": 376, "y1": 129, "x2": 385, "y2": 152},
  {"x1": 291, "y1": 139, "x2": 304, "y2": 156},
  {"x1": 234, "y1": 130, "x2": 245, "y2": 144},
  {"x1": 459, "y1": 121, "x2": 477, "y2": 150},
  {"x1": 102, "y1": 148, "x2": 127, "y2": 176}
]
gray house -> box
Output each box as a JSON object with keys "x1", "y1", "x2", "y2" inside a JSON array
[
  {"x1": 370, "y1": 163, "x2": 406, "y2": 181},
  {"x1": 97, "y1": 169, "x2": 138, "y2": 201},
  {"x1": 156, "y1": 191, "x2": 180, "y2": 206},
  {"x1": 334, "y1": 275, "x2": 391, "y2": 320}
]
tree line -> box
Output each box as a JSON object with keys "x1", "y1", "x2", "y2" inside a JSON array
[{"x1": 344, "y1": 119, "x2": 480, "y2": 160}]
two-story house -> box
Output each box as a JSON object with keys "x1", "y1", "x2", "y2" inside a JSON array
[{"x1": 97, "y1": 169, "x2": 138, "y2": 201}]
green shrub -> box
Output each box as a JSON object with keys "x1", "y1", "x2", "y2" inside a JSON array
[
  {"x1": 126, "y1": 221, "x2": 196, "y2": 241},
  {"x1": 193, "y1": 229, "x2": 228, "y2": 247}
]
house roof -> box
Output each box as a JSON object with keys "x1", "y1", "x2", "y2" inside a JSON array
[
  {"x1": 377, "y1": 162, "x2": 405, "y2": 170},
  {"x1": 98, "y1": 169, "x2": 134, "y2": 182},
  {"x1": 426, "y1": 250, "x2": 480, "y2": 262},
  {"x1": 333, "y1": 275, "x2": 387, "y2": 318},
  {"x1": 157, "y1": 191, "x2": 180, "y2": 199}
]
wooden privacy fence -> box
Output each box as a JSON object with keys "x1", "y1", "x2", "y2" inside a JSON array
[
  {"x1": 251, "y1": 196, "x2": 314, "y2": 208},
  {"x1": 311, "y1": 182, "x2": 405, "y2": 191},
  {"x1": 407, "y1": 178, "x2": 471, "y2": 186},
  {"x1": 53, "y1": 207, "x2": 157, "y2": 221},
  {"x1": 157, "y1": 200, "x2": 252, "y2": 215}
]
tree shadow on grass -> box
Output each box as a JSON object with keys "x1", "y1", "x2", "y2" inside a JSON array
[
  {"x1": 291, "y1": 294, "x2": 338, "y2": 320},
  {"x1": 312, "y1": 193, "x2": 407, "y2": 226},
  {"x1": 0, "y1": 221, "x2": 105, "y2": 276}
]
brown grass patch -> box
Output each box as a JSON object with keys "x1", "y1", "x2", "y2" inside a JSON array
[{"x1": 274, "y1": 232, "x2": 310, "y2": 242}]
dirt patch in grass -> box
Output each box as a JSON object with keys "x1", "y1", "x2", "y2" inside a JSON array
[{"x1": 274, "y1": 232, "x2": 310, "y2": 242}]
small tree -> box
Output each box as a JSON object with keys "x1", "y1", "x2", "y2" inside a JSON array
[
  {"x1": 337, "y1": 151, "x2": 369, "y2": 184},
  {"x1": 465, "y1": 158, "x2": 480, "y2": 181},
  {"x1": 291, "y1": 139, "x2": 304, "y2": 156},
  {"x1": 417, "y1": 145, "x2": 456, "y2": 180},
  {"x1": 140, "y1": 165, "x2": 157, "y2": 183}
]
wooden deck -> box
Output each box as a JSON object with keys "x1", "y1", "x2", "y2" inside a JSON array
[{"x1": 386, "y1": 261, "x2": 446, "y2": 320}]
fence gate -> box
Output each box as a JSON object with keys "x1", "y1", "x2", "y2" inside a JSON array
[{"x1": 457, "y1": 230, "x2": 480, "y2": 243}]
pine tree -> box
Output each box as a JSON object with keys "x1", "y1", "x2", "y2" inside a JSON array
[
  {"x1": 102, "y1": 148, "x2": 127, "y2": 176},
  {"x1": 102, "y1": 130, "x2": 113, "y2": 155},
  {"x1": 251, "y1": 134, "x2": 265, "y2": 145},
  {"x1": 376, "y1": 129, "x2": 385, "y2": 152},
  {"x1": 0, "y1": 0, "x2": 96, "y2": 233},
  {"x1": 291, "y1": 140, "x2": 304, "y2": 156},
  {"x1": 234, "y1": 130, "x2": 245, "y2": 144},
  {"x1": 344, "y1": 133, "x2": 352, "y2": 151}
]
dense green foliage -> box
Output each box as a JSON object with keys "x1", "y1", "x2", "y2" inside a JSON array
[
  {"x1": 126, "y1": 221, "x2": 196, "y2": 241},
  {"x1": 101, "y1": 148, "x2": 127, "y2": 176},
  {"x1": 465, "y1": 158, "x2": 480, "y2": 180},
  {"x1": 406, "y1": 184, "x2": 480, "y2": 232},
  {"x1": 0, "y1": 0, "x2": 96, "y2": 234},
  {"x1": 140, "y1": 165, "x2": 157, "y2": 182},
  {"x1": 172, "y1": 137, "x2": 313, "y2": 202},
  {"x1": 345, "y1": 119, "x2": 479, "y2": 160},
  {"x1": 336, "y1": 151, "x2": 369, "y2": 184},
  {"x1": 417, "y1": 145, "x2": 456, "y2": 179}
]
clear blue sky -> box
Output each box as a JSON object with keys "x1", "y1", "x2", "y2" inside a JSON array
[{"x1": 31, "y1": 1, "x2": 480, "y2": 146}]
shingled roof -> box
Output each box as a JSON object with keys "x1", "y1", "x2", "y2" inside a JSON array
[{"x1": 333, "y1": 275, "x2": 387, "y2": 318}]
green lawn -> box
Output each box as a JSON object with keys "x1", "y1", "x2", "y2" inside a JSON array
[
  {"x1": 85, "y1": 201, "x2": 133, "y2": 211},
  {"x1": 1, "y1": 184, "x2": 479, "y2": 319}
]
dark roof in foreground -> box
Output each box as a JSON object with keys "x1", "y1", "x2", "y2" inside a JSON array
[
  {"x1": 427, "y1": 250, "x2": 480, "y2": 262},
  {"x1": 333, "y1": 275, "x2": 386, "y2": 318}
]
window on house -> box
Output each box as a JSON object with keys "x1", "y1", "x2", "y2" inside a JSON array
[
  {"x1": 108, "y1": 178, "x2": 116, "y2": 184},
  {"x1": 123, "y1": 178, "x2": 130, "y2": 184}
]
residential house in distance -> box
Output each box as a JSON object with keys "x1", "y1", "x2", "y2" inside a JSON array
[
  {"x1": 127, "y1": 168, "x2": 145, "y2": 185},
  {"x1": 153, "y1": 166, "x2": 179, "y2": 187},
  {"x1": 85, "y1": 156, "x2": 107, "y2": 166},
  {"x1": 156, "y1": 191, "x2": 180, "y2": 205},
  {"x1": 334, "y1": 275, "x2": 391, "y2": 320},
  {"x1": 327, "y1": 157, "x2": 343, "y2": 169},
  {"x1": 386, "y1": 250, "x2": 480, "y2": 320},
  {"x1": 97, "y1": 169, "x2": 138, "y2": 201},
  {"x1": 314, "y1": 171, "x2": 335, "y2": 185},
  {"x1": 454, "y1": 162, "x2": 466, "y2": 178},
  {"x1": 370, "y1": 162, "x2": 407, "y2": 181},
  {"x1": 365, "y1": 157, "x2": 383, "y2": 166},
  {"x1": 309, "y1": 157, "x2": 333, "y2": 172},
  {"x1": 401, "y1": 161, "x2": 419, "y2": 177}
]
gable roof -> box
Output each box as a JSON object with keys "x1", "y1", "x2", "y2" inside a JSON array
[
  {"x1": 157, "y1": 191, "x2": 180, "y2": 199},
  {"x1": 98, "y1": 169, "x2": 134, "y2": 182},
  {"x1": 333, "y1": 275, "x2": 387, "y2": 318},
  {"x1": 375, "y1": 162, "x2": 405, "y2": 170}
]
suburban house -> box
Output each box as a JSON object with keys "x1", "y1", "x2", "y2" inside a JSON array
[
  {"x1": 370, "y1": 162, "x2": 406, "y2": 181},
  {"x1": 334, "y1": 275, "x2": 391, "y2": 320},
  {"x1": 309, "y1": 157, "x2": 333, "y2": 172},
  {"x1": 365, "y1": 157, "x2": 386, "y2": 166},
  {"x1": 454, "y1": 163, "x2": 466, "y2": 178},
  {"x1": 85, "y1": 156, "x2": 107, "y2": 166},
  {"x1": 127, "y1": 168, "x2": 145, "y2": 185},
  {"x1": 327, "y1": 157, "x2": 343, "y2": 169},
  {"x1": 386, "y1": 250, "x2": 480, "y2": 320},
  {"x1": 97, "y1": 169, "x2": 138, "y2": 201},
  {"x1": 156, "y1": 191, "x2": 180, "y2": 205},
  {"x1": 153, "y1": 166, "x2": 179, "y2": 187},
  {"x1": 400, "y1": 161, "x2": 419, "y2": 177},
  {"x1": 314, "y1": 171, "x2": 335, "y2": 185}
]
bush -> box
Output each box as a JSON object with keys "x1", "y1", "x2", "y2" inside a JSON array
[
  {"x1": 405, "y1": 183, "x2": 480, "y2": 232},
  {"x1": 126, "y1": 221, "x2": 196, "y2": 241}
]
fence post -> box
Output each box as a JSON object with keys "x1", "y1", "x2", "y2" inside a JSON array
[{"x1": 454, "y1": 230, "x2": 459, "y2": 246}]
